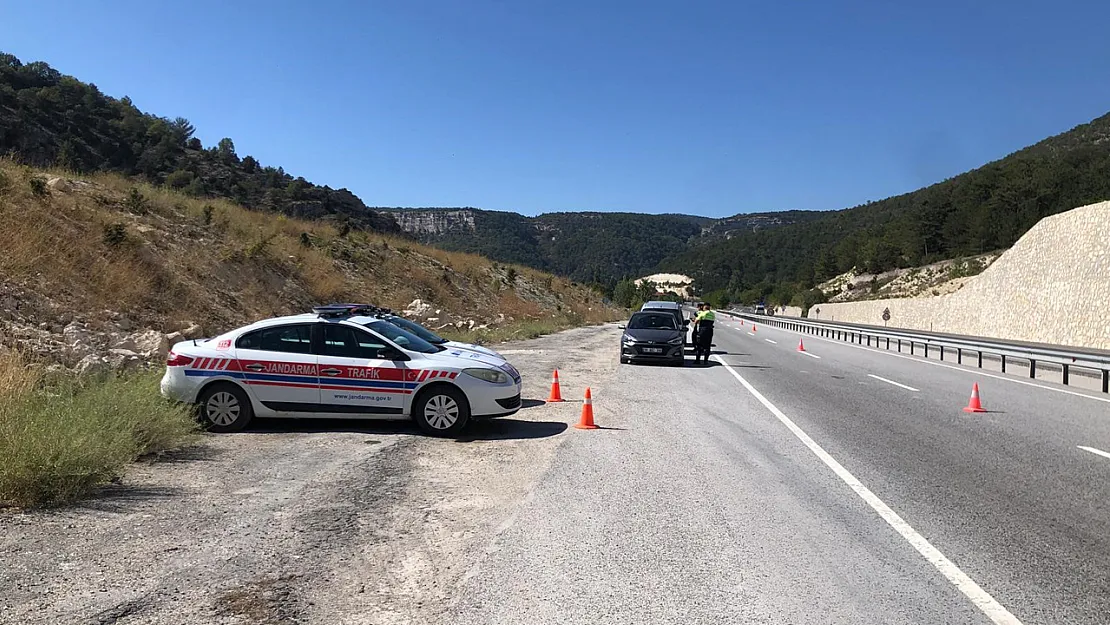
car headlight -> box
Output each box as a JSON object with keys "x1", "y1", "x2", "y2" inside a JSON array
[
  {"x1": 463, "y1": 368, "x2": 510, "y2": 384},
  {"x1": 668, "y1": 336, "x2": 683, "y2": 345},
  {"x1": 622, "y1": 335, "x2": 637, "y2": 345}
]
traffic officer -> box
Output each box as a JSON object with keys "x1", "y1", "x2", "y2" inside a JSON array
[{"x1": 694, "y1": 303, "x2": 716, "y2": 363}]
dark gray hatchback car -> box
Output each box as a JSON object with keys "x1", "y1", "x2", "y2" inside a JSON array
[{"x1": 619, "y1": 311, "x2": 685, "y2": 366}]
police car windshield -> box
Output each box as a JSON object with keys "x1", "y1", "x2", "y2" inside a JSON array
[
  {"x1": 386, "y1": 316, "x2": 447, "y2": 344},
  {"x1": 360, "y1": 320, "x2": 443, "y2": 354}
]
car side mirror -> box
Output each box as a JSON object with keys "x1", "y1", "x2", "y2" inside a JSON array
[
  {"x1": 381, "y1": 348, "x2": 409, "y2": 361},
  {"x1": 618, "y1": 324, "x2": 626, "y2": 330}
]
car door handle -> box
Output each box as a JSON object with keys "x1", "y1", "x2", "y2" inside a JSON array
[
  {"x1": 320, "y1": 368, "x2": 342, "y2": 376},
  {"x1": 244, "y1": 364, "x2": 264, "y2": 372}
]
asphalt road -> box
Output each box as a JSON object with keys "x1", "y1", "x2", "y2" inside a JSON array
[{"x1": 450, "y1": 319, "x2": 1110, "y2": 624}]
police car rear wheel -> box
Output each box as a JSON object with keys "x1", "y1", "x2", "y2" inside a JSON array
[
  {"x1": 413, "y1": 386, "x2": 470, "y2": 437},
  {"x1": 198, "y1": 384, "x2": 253, "y2": 433}
]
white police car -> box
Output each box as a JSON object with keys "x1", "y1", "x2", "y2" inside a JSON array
[
  {"x1": 371, "y1": 310, "x2": 506, "y2": 361},
  {"x1": 160, "y1": 305, "x2": 523, "y2": 437}
]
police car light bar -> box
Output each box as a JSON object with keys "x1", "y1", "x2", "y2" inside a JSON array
[{"x1": 312, "y1": 303, "x2": 393, "y2": 318}]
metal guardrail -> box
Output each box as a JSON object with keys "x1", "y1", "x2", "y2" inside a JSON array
[{"x1": 718, "y1": 310, "x2": 1110, "y2": 394}]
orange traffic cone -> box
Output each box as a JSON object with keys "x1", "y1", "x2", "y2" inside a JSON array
[
  {"x1": 740, "y1": 319, "x2": 745, "y2": 326},
  {"x1": 575, "y1": 387, "x2": 598, "y2": 429},
  {"x1": 963, "y1": 383, "x2": 987, "y2": 413},
  {"x1": 797, "y1": 339, "x2": 806, "y2": 352},
  {"x1": 752, "y1": 324, "x2": 757, "y2": 333},
  {"x1": 547, "y1": 369, "x2": 564, "y2": 403}
]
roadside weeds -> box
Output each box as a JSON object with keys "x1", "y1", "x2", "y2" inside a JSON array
[{"x1": 0, "y1": 352, "x2": 197, "y2": 508}]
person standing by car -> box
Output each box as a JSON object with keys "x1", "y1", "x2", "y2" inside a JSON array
[
  {"x1": 694, "y1": 303, "x2": 716, "y2": 363},
  {"x1": 689, "y1": 307, "x2": 701, "y2": 348}
]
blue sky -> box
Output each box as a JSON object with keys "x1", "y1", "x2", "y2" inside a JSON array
[{"x1": 3, "y1": 1, "x2": 1109, "y2": 217}]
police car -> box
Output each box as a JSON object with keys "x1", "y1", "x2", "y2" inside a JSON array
[
  {"x1": 160, "y1": 305, "x2": 523, "y2": 437},
  {"x1": 366, "y1": 308, "x2": 506, "y2": 361}
]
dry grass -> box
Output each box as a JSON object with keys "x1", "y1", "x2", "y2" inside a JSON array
[{"x1": 0, "y1": 159, "x2": 620, "y2": 338}]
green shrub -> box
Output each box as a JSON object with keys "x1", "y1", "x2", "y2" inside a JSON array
[
  {"x1": 124, "y1": 187, "x2": 147, "y2": 214},
  {"x1": 202, "y1": 204, "x2": 215, "y2": 225},
  {"x1": 245, "y1": 233, "x2": 276, "y2": 259},
  {"x1": 29, "y1": 177, "x2": 48, "y2": 196},
  {"x1": 165, "y1": 169, "x2": 194, "y2": 189},
  {"x1": 0, "y1": 365, "x2": 197, "y2": 508},
  {"x1": 102, "y1": 223, "x2": 127, "y2": 247}
]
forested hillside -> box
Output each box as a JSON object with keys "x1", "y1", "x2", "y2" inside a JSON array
[
  {"x1": 384, "y1": 208, "x2": 818, "y2": 285},
  {"x1": 664, "y1": 111, "x2": 1110, "y2": 308},
  {"x1": 4, "y1": 51, "x2": 1107, "y2": 309},
  {"x1": 0, "y1": 53, "x2": 400, "y2": 232}
]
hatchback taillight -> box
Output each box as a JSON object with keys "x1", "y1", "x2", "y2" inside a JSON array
[{"x1": 166, "y1": 352, "x2": 194, "y2": 367}]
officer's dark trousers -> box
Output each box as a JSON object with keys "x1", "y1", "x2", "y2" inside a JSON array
[{"x1": 696, "y1": 327, "x2": 714, "y2": 361}]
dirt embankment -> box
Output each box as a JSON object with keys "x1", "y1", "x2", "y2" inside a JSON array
[
  {"x1": 0, "y1": 323, "x2": 622, "y2": 625},
  {"x1": 0, "y1": 161, "x2": 619, "y2": 369},
  {"x1": 819, "y1": 252, "x2": 1002, "y2": 303}
]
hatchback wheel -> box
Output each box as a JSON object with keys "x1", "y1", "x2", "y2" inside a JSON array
[
  {"x1": 197, "y1": 384, "x2": 253, "y2": 433},
  {"x1": 413, "y1": 386, "x2": 470, "y2": 437}
]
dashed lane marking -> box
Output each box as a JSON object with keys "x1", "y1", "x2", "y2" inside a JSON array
[
  {"x1": 868, "y1": 374, "x2": 920, "y2": 392},
  {"x1": 766, "y1": 327, "x2": 1110, "y2": 405},
  {"x1": 712, "y1": 356, "x2": 1025, "y2": 625},
  {"x1": 1078, "y1": 445, "x2": 1110, "y2": 460}
]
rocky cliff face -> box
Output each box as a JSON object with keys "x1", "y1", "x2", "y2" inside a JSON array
[{"x1": 387, "y1": 210, "x2": 476, "y2": 236}]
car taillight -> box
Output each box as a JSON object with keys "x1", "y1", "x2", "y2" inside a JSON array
[{"x1": 166, "y1": 352, "x2": 194, "y2": 367}]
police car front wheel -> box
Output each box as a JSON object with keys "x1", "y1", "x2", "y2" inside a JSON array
[
  {"x1": 197, "y1": 383, "x2": 253, "y2": 433},
  {"x1": 413, "y1": 386, "x2": 470, "y2": 437}
]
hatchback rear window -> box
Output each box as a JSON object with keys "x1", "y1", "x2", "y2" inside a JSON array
[{"x1": 628, "y1": 313, "x2": 678, "y2": 330}]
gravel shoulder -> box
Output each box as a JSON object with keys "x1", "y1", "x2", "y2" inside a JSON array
[{"x1": 0, "y1": 323, "x2": 622, "y2": 625}]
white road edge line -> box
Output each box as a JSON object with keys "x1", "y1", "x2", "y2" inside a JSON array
[
  {"x1": 765, "y1": 339, "x2": 777, "y2": 344},
  {"x1": 773, "y1": 326, "x2": 1110, "y2": 405},
  {"x1": 1078, "y1": 445, "x2": 1110, "y2": 460},
  {"x1": 799, "y1": 351, "x2": 821, "y2": 359},
  {"x1": 868, "y1": 374, "x2": 920, "y2": 392},
  {"x1": 747, "y1": 332, "x2": 756, "y2": 336},
  {"x1": 712, "y1": 355, "x2": 1024, "y2": 625}
]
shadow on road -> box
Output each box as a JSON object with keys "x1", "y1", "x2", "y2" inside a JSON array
[
  {"x1": 455, "y1": 418, "x2": 569, "y2": 442},
  {"x1": 248, "y1": 418, "x2": 418, "y2": 435},
  {"x1": 681, "y1": 360, "x2": 723, "y2": 368},
  {"x1": 148, "y1": 445, "x2": 223, "y2": 464},
  {"x1": 246, "y1": 413, "x2": 568, "y2": 442},
  {"x1": 521, "y1": 399, "x2": 547, "y2": 409},
  {"x1": 80, "y1": 485, "x2": 184, "y2": 513}
]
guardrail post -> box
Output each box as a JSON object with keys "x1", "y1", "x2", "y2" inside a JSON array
[
  {"x1": 1103, "y1": 370, "x2": 1109, "y2": 393},
  {"x1": 1001, "y1": 355, "x2": 1007, "y2": 373},
  {"x1": 978, "y1": 351, "x2": 983, "y2": 368},
  {"x1": 1029, "y1": 359, "x2": 1036, "y2": 379},
  {"x1": 886, "y1": 337, "x2": 890, "y2": 349},
  {"x1": 940, "y1": 345, "x2": 945, "y2": 361},
  {"x1": 1062, "y1": 364, "x2": 1069, "y2": 385},
  {"x1": 957, "y1": 348, "x2": 962, "y2": 364},
  {"x1": 867, "y1": 335, "x2": 871, "y2": 347},
  {"x1": 924, "y1": 343, "x2": 930, "y2": 358},
  {"x1": 897, "y1": 339, "x2": 901, "y2": 352},
  {"x1": 909, "y1": 342, "x2": 914, "y2": 355}
]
